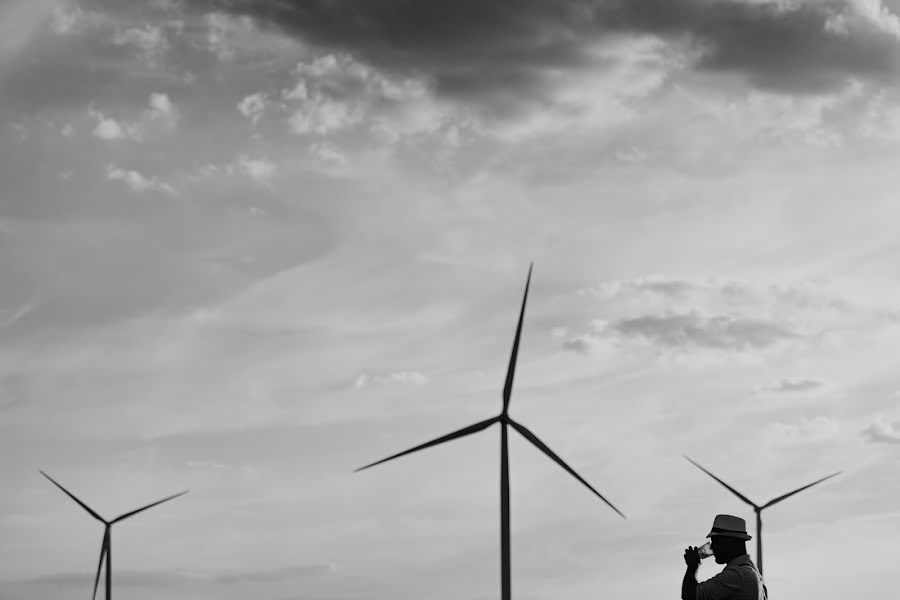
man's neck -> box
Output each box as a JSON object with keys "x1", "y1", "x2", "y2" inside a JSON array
[{"x1": 719, "y1": 551, "x2": 747, "y2": 564}]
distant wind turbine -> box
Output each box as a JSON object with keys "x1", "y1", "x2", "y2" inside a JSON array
[
  {"x1": 683, "y1": 456, "x2": 841, "y2": 575},
  {"x1": 40, "y1": 470, "x2": 189, "y2": 600},
  {"x1": 355, "y1": 263, "x2": 626, "y2": 600}
]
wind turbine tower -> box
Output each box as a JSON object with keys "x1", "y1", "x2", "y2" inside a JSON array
[
  {"x1": 41, "y1": 470, "x2": 189, "y2": 600},
  {"x1": 684, "y1": 456, "x2": 840, "y2": 575},
  {"x1": 356, "y1": 264, "x2": 626, "y2": 600}
]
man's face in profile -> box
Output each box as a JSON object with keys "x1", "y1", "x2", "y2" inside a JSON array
[{"x1": 710, "y1": 535, "x2": 728, "y2": 564}]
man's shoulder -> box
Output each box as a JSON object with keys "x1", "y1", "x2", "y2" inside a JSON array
[{"x1": 696, "y1": 556, "x2": 764, "y2": 600}]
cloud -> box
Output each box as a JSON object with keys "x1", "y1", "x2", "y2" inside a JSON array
[
  {"x1": 204, "y1": 11, "x2": 254, "y2": 61},
  {"x1": 355, "y1": 371, "x2": 431, "y2": 389},
  {"x1": 48, "y1": 3, "x2": 110, "y2": 36},
  {"x1": 89, "y1": 93, "x2": 179, "y2": 142},
  {"x1": 754, "y1": 377, "x2": 827, "y2": 394},
  {"x1": 192, "y1": 0, "x2": 900, "y2": 109},
  {"x1": 236, "y1": 155, "x2": 275, "y2": 182},
  {"x1": 90, "y1": 107, "x2": 142, "y2": 140},
  {"x1": 601, "y1": 310, "x2": 797, "y2": 351},
  {"x1": 566, "y1": 275, "x2": 887, "y2": 357},
  {"x1": 861, "y1": 415, "x2": 900, "y2": 443},
  {"x1": 767, "y1": 416, "x2": 841, "y2": 444},
  {"x1": 561, "y1": 334, "x2": 610, "y2": 356},
  {"x1": 579, "y1": 275, "x2": 855, "y2": 314},
  {"x1": 238, "y1": 92, "x2": 268, "y2": 124},
  {"x1": 106, "y1": 165, "x2": 176, "y2": 194},
  {"x1": 49, "y1": 4, "x2": 82, "y2": 35},
  {"x1": 274, "y1": 51, "x2": 457, "y2": 141},
  {"x1": 309, "y1": 141, "x2": 347, "y2": 165},
  {"x1": 112, "y1": 24, "x2": 168, "y2": 67},
  {"x1": 187, "y1": 155, "x2": 278, "y2": 185}
]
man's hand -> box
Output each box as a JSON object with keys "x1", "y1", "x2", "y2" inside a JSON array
[
  {"x1": 682, "y1": 546, "x2": 700, "y2": 600},
  {"x1": 683, "y1": 546, "x2": 701, "y2": 570}
]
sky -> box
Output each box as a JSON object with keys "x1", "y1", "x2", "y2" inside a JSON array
[{"x1": 2, "y1": 0, "x2": 900, "y2": 598}]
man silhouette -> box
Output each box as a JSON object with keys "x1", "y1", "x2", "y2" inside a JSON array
[{"x1": 682, "y1": 514, "x2": 767, "y2": 600}]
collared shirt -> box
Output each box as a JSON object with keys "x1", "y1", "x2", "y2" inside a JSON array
[{"x1": 696, "y1": 554, "x2": 767, "y2": 600}]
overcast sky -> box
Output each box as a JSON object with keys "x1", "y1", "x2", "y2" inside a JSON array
[{"x1": 2, "y1": 0, "x2": 900, "y2": 598}]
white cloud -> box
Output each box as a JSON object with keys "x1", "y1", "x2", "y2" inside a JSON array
[
  {"x1": 48, "y1": 3, "x2": 110, "y2": 36},
  {"x1": 90, "y1": 108, "x2": 141, "y2": 141},
  {"x1": 861, "y1": 415, "x2": 900, "y2": 443},
  {"x1": 237, "y1": 155, "x2": 275, "y2": 182},
  {"x1": 205, "y1": 11, "x2": 252, "y2": 61},
  {"x1": 147, "y1": 92, "x2": 179, "y2": 130},
  {"x1": 753, "y1": 377, "x2": 827, "y2": 395},
  {"x1": 61, "y1": 123, "x2": 75, "y2": 137},
  {"x1": 278, "y1": 52, "x2": 457, "y2": 141},
  {"x1": 238, "y1": 92, "x2": 268, "y2": 125},
  {"x1": 112, "y1": 24, "x2": 168, "y2": 67},
  {"x1": 88, "y1": 93, "x2": 179, "y2": 142},
  {"x1": 825, "y1": 0, "x2": 900, "y2": 38},
  {"x1": 106, "y1": 165, "x2": 175, "y2": 195},
  {"x1": 354, "y1": 371, "x2": 431, "y2": 389},
  {"x1": 309, "y1": 142, "x2": 346, "y2": 165},
  {"x1": 49, "y1": 4, "x2": 81, "y2": 35},
  {"x1": 187, "y1": 155, "x2": 278, "y2": 185}
]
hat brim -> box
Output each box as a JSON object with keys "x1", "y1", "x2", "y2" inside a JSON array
[{"x1": 707, "y1": 531, "x2": 752, "y2": 541}]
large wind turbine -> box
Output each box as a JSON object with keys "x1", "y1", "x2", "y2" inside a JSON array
[
  {"x1": 355, "y1": 264, "x2": 626, "y2": 600},
  {"x1": 40, "y1": 470, "x2": 189, "y2": 600},
  {"x1": 683, "y1": 456, "x2": 840, "y2": 575}
]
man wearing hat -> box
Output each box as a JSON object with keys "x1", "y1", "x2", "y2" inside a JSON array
[{"x1": 681, "y1": 514, "x2": 767, "y2": 600}]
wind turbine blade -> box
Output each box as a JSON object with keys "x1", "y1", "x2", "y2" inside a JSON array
[
  {"x1": 39, "y1": 471, "x2": 106, "y2": 523},
  {"x1": 92, "y1": 530, "x2": 108, "y2": 600},
  {"x1": 503, "y1": 263, "x2": 532, "y2": 414},
  {"x1": 761, "y1": 471, "x2": 842, "y2": 509},
  {"x1": 110, "y1": 490, "x2": 189, "y2": 523},
  {"x1": 355, "y1": 416, "x2": 500, "y2": 472},
  {"x1": 683, "y1": 456, "x2": 758, "y2": 509},
  {"x1": 509, "y1": 419, "x2": 626, "y2": 519}
]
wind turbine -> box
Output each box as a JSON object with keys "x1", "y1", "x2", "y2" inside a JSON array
[
  {"x1": 355, "y1": 263, "x2": 626, "y2": 600},
  {"x1": 40, "y1": 470, "x2": 189, "y2": 600},
  {"x1": 683, "y1": 456, "x2": 840, "y2": 575}
]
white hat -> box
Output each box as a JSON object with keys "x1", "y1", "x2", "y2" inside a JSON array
[{"x1": 706, "y1": 514, "x2": 752, "y2": 540}]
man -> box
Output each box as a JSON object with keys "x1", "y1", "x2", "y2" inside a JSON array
[{"x1": 682, "y1": 514, "x2": 767, "y2": 600}]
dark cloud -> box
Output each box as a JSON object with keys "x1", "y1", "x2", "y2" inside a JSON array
[
  {"x1": 169, "y1": 0, "x2": 900, "y2": 105},
  {"x1": 604, "y1": 311, "x2": 797, "y2": 350}
]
